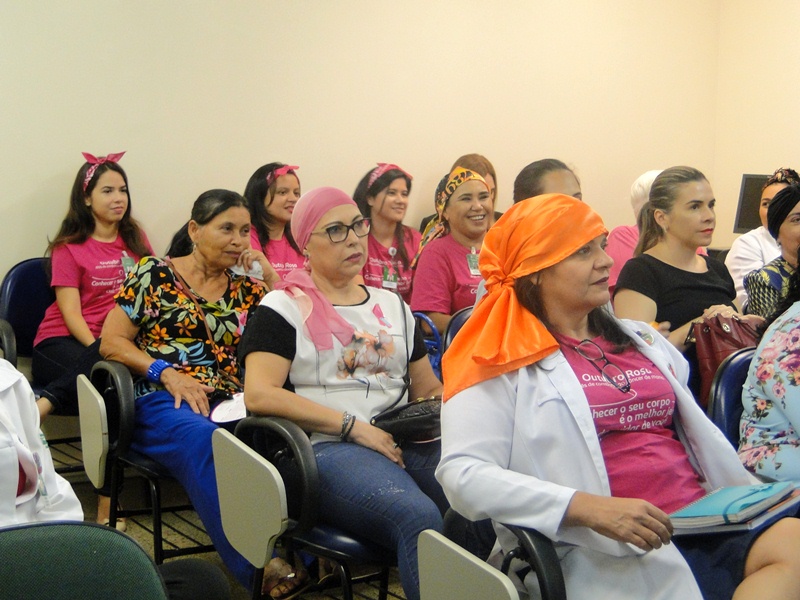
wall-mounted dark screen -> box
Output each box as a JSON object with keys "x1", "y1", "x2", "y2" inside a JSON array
[{"x1": 733, "y1": 174, "x2": 770, "y2": 234}]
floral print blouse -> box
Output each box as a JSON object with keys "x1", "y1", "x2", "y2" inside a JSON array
[
  {"x1": 114, "y1": 256, "x2": 266, "y2": 398},
  {"x1": 739, "y1": 300, "x2": 800, "y2": 480}
]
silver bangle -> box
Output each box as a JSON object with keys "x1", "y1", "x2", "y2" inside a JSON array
[{"x1": 340, "y1": 411, "x2": 354, "y2": 440}]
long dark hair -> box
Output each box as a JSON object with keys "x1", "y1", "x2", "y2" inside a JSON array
[
  {"x1": 513, "y1": 159, "x2": 578, "y2": 203},
  {"x1": 166, "y1": 189, "x2": 249, "y2": 258},
  {"x1": 243, "y1": 162, "x2": 300, "y2": 259},
  {"x1": 514, "y1": 276, "x2": 632, "y2": 352},
  {"x1": 353, "y1": 168, "x2": 414, "y2": 269},
  {"x1": 48, "y1": 161, "x2": 150, "y2": 258}
]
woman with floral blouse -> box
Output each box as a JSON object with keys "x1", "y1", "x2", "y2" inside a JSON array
[
  {"x1": 100, "y1": 189, "x2": 306, "y2": 597},
  {"x1": 740, "y1": 244, "x2": 800, "y2": 481}
]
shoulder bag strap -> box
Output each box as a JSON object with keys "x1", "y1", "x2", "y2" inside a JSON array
[{"x1": 381, "y1": 292, "x2": 411, "y2": 411}]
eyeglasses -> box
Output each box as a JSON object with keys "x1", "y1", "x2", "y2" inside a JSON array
[
  {"x1": 573, "y1": 339, "x2": 631, "y2": 394},
  {"x1": 311, "y1": 218, "x2": 371, "y2": 243}
]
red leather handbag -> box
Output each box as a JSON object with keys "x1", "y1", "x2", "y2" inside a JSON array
[{"x1": 692, "y1": 315, "x2": 758, "y2": 407}]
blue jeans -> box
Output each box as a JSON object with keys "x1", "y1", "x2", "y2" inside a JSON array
[
  {"x1": 130, "y1": 390, "x2": 253, "y2": 587},
  {"x1": 314, "y1": 441, "x2": 446, "y2": 600}
]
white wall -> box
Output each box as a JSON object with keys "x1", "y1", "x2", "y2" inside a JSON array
[
  {"x1": 0, "y1": 0, "x2": 726, "y2": 279},
  {"x1": 713, "y1": 0, "x2": 800, "y2": 246}
]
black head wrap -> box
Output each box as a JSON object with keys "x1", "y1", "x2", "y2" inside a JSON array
[{"x1": 767, "y1": 183, "x2": 800, "y2": 239}]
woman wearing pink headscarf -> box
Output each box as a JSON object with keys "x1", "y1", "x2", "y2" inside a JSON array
[{"x1": 240, "y1": 187, "x2": 445, "y2": 600}]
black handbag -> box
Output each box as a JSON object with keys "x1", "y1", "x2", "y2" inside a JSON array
[
  {"x1": 369, "y1": 293, "x2": 442, "y2": 442},
  {"x1": 371, "y1": 395, "x2": 442, "y2": 442}
]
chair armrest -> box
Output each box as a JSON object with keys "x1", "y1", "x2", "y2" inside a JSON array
[
  {"x1": 503, "y1": 524, "x2": 566, "y2": 600},
  {"x1": 90, "y1": 360, "x2": 136, "y2": 458},
  {"x1": 212, "y1": 428, "x2": 289, "y2": 568},
  {"x1": 233, "y1": 416, "x2": 320, "y2": 534},
  {"x1": 0, "y1": 318, "x2": 17, "y2": 368},
  {"x1": 77, "y1": 374, "x2": 109, "y2": 489}
]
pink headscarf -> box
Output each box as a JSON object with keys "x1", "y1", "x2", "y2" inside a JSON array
[{"x1": 279, "y1": 187, "x2": 358, "y2": 350}]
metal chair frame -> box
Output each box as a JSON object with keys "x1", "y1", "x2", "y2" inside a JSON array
[
  {"x1": 234, "y1": 416, "x2": 394, "y2": 600},
  {"x1": 89, "y1": 360, "x2": 215, "y2": 563}
]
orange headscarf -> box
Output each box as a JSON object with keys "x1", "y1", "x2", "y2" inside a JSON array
[{"x1": 442, "y1": 194, "x2": 607, "y2": 400}]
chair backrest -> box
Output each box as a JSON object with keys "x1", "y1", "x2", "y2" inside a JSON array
[
  {"x1": 77, "y1": 373, "x2": 109, "y2": 489},
  {"x1": 0, "y1": 257, "x2": 54, "y2": 357},
  {"x1": 0, "y1": 521, "x2": 168, "y2": 599},
  {"x1": 0, "y1": 318, "x2": 17, "y2": 367},
  {"x1": 707, "y1": 346, "x2": 756, "y2": 448},
  {"x1": 418, "y1": 529, "x2": 518, "y2": 600},
  {"x1": 413, "y1": 312, "x2": 442, "y2": 379},
  {"x1": 212, "y1": 428, "x2": 289, "y2": 569},
  {"x1": 443, "y1": 306, "x2": 473, "y2": 352}
]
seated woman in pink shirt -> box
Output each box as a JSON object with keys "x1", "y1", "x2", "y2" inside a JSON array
[
  {"x1": 244, "y1": 162, "x2": 304, "y2": 282},
  {"x1": 33, "y1": 152, "x2": 152, "y2": 418},
  {"x1": 411, "y1": 168, "x2": 492, "y2": 333},
  {"x1": 607, "y1": 170, "x2": 662, "y2": 292},
  {"x1": 353, "y1": 163, "x2": 421, "y2": 303}
]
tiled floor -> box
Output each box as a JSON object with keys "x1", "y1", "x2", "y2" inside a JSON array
[{"x1": 70, "y1": 474, "x2": 405, "y2": 600}]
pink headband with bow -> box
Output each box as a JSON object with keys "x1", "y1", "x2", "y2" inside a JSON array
[
  {"x1": 82, "y1": 152, "x2": 126, "y2": 192},
  {"x1": 367, "y1": 163, "x2": 413, "y2": 189},
  {"x1": 266, "y1": 164, "x2": 299, "y2": 188}
]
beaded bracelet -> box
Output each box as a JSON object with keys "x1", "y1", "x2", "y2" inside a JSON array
[{"x1": 146, "y1": 359, "x2": 172, "y2": 383}]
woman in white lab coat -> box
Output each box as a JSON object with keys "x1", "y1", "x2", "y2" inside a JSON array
[{"x1": 436, "y1": 194, "x2": 800, "y2": 600}]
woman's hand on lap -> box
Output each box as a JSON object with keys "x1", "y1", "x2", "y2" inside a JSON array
[
  {"x1": 161, "y1": 369, "x2": 215, "y2": 416},
  {"x1": 563, "y1": 492, "x2": 672, "y2": 552},
  {"x1": 349, "y1": 421, "x2": 405, "y2": 468}
]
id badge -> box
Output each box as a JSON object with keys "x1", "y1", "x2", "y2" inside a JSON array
[
  {"x1": 466, "y1": 251, "x2": 480, "y2": 276},
  {"x1": 382, "y1": 265, "x2": 398, "y2": 290},
  {"x1": 121, "y1": 253, "x2": 136, "y2": 274}
]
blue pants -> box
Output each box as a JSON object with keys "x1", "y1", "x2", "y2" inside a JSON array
[
  {"x1": 314, "y1": 441, "x2": 446, "y2": 600},
  {"x1": 131, "y1": 390, "x2": 253, "y2": 587}
]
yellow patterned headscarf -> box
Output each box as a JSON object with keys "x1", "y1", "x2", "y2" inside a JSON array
[{"x1": 412, "y1": 168, "x2": 488, "y2": 268}]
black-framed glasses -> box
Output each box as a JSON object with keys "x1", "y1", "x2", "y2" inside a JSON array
[
  {"x1": 311, "y1": 218, "x2": 371, "y2": 243},
  {"x1": 573, "y1": 339, "x2": 631, "y2": 394}
]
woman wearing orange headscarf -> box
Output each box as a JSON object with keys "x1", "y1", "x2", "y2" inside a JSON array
[{"x1": 436, "y1": 195, "x2": 800, "y2": 600}]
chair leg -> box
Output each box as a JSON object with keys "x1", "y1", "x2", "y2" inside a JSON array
[
  {"x1": 108, "y1": 463, "x2": 123, "y2": 528},
  {"x1": 250, "y1": 567, "x2": 264, "y2": 600},
  {"x1": 377, "y1": 566, "x2": 390, "y2": 600},
  {"x1": 336, "y1": 562, "x2": 355, "y2": 600},
  {"x1": 146, "y1": 477, "x2": 164, "y2": 564}
]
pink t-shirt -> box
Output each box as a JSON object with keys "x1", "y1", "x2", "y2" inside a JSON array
[
  {"x1": 250, "y1": 229, "x2": 304, "y2": 281},
  {"x1": 606, "y1": 225, "x2": 638, "y2": 290},
  {"x1": 557, "y1": 334, "x2": 706, "y2": 514},
  {"x1": 410, "y1": 234, "x2": 482, "y2": 315},
  {"x1": 362, "y1": 227, "x2": 421, "y2": 303},
  {"x1": 34, "y1": 234, "x2": 152, "y2": 346}
]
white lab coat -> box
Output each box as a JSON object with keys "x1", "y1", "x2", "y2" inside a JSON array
[
  {"x1": 0, "y1": 360, "x2": 83, "y2": 527},
  {"x1": 437, "y1": 319, "x2": 756, "y2": 600}
]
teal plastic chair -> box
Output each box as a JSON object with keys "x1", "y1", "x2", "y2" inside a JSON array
[{"x1": 0, "y1": 521, "x2": 168, "y2": 599}]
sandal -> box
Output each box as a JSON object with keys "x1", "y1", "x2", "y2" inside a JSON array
[
  {"x1": 262, "y1": 558, "x2": 311, "y2": 600},
  {"x1": 99, "y1": 517, "x2": 128, "y2": 532},
  {"x1": 316, "y1": 558, "x2": 339, "y2": 588},
  {"x1": 96, "y1": 495, "x2": 127, "y2": 532}
]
